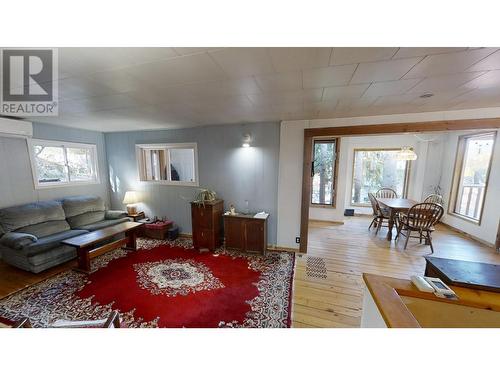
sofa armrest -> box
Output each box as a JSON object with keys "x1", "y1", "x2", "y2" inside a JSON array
[
  {"x1": 105, "y1": 210, "x2": 128, "y2": 220},
  {"x1": 0, "y1": 232, "x2": 38, "y2": 250}
]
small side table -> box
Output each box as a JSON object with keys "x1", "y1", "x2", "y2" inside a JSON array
[
  {"x1": 127, "y1": 212, "x2": 146, "y2": 236},
  {"x1": 127, "y1": 212, "x2": 146, "y2": 222}
]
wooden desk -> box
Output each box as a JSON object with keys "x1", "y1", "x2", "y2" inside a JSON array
[
  {"x1": 377, "y1": 198, "x2": 417, "y2": 240},
  {"x1": 223, "y1": 213, "x2": 268, "y2": 255},
  {"x1": 62, "y1": 222, "x2": 143, "y2": 273},
  {"x1": 425, "y1": 256, "x2": 500, "y2": 293}
]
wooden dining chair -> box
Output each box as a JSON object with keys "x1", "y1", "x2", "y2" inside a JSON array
[
  {"x1": 13, "y1": 311, "x2": 122, "y2": 328},
  {"x1": 51, "y1": 311, "x2": 122, "y2": 328},
  {"x1": 13, "y1": 318, "x2": 32, "y2": 328},
  {"x1": 395, "y1": 202, "x2": 444, "y2": 253},
  {"x1": 423, "y1": 194, "x2": 444, "y2": 206},
  {"x1": 375, "y1": 188, "x2": 398, "y2": 199},
  {"x1": 368, "y1": 193, "x2": 390, "y2": 234}
]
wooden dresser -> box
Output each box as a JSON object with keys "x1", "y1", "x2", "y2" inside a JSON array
[
  {"x1": 191, "y1": 199, "x2": 224, "y2": 251},
  {"x1": 223, "y1": 213, "x2": 268, "y2": 255}
]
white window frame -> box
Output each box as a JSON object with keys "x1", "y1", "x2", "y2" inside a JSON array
[
  {"x1": 350, "y1": 148, "x2": 411, "y2": 207},
  {"x1": 448, "y1": 131, "x2": 496, "y2": 225},
  {"x1": 28, "y1": 138, "x2": 100, "y2": 189},
  {"x1": 135, "y1": 142, "x2": 199, "y2": 187}
]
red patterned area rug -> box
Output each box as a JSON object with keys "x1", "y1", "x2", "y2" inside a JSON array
[{"x1": 0, "y1": 238, "x2": 295, "y2": 328}]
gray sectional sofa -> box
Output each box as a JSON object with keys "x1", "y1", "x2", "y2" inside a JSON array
[{"x1": 0, "y1": 195, "x2": 129, "y2": 273}]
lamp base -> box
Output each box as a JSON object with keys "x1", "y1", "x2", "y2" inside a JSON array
[{"x1": 126, "y1": 205, "x2": 137, "y2": 215}]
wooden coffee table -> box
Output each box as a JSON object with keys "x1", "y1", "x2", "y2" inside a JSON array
[{"x1": 62, "y1": 222, "x2": 144, "y2": 273}]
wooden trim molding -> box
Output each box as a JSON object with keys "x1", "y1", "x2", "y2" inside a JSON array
[
  {"x1": 439, "y1": 222, "x2": 495, "y2": 248},
  {"x1": 299, "y1": 117, "x2": 500, "y2": 253},
  {"x1": 300, "y1": 133, "x2": 313, "y2": 253},
  {"x1": 304, "y1": 118, "x2": 500, "y2": 137}
]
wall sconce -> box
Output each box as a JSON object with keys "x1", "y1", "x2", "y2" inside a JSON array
[{"x1": 242, "y1": 133, "x2": 252, "y2": 148}]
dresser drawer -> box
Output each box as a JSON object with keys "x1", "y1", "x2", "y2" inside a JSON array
[
  {"x1": 191, "y1": 200, "x2": 223, "y2": 251},
  {"x1": 192, "y1": 207, "x2": 213, "y2": 229}
]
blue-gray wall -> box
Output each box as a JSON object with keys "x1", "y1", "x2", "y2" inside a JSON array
[
  {"x1": 0, "y1": 123, "x2": 110, "y2": 209},
  {"x1": 105, "y1": 122, "x2": 280, "y2": 244}
]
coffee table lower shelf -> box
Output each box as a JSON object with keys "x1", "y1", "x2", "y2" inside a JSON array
[{"x1": 62, "y1": 222, "x2": 144, "y2": 273}]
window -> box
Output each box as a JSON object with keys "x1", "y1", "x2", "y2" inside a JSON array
[
  {"x1": 351, "y1": 149, "x2": 410, "y2": 205},
  {"x1": 136, "y1": 143, "x2": 198, "y2": 186},
  {"x1": 450, "y1": 132, "x2": 496, "y2": 223},
  {"x1": 29, "y1": 139, "x2": 99, "y2": 188},
  {"x1": 311, "y1": 139, "x2": 339, "y2": 206}
]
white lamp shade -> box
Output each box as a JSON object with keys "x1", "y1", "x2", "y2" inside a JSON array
[{"x1": 123, "y1": 191, "x2": 139, "y2": 204}]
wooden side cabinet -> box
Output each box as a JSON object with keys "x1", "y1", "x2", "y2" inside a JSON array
[
  {"x1": 223, "y1": 213, "x2": 268, "y2": 255},
  {"x1": 191, "y1": 199, "x2": 224, "y2": 251}
]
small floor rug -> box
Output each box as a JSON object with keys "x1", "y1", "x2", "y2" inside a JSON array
[{"x1": 0, "y1": 238, "x2": 295, "y2": 328}]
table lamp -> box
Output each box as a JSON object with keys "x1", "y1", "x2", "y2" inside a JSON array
[{"x1": 123, "y1": 191, "x2": 139, "y2": 215}]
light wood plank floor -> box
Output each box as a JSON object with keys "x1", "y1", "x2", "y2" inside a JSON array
[
  {"x1": 291, "y1": 216, "x2": 500, "y2": 328},
  {"x1": 1, "y1": 217, "x2": 498, "y2": 328}
]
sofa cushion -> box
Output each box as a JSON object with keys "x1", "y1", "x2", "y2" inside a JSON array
[
  {"x1": 0, "y1": 232, "x2": 38, "y2": 250},
  {"x1": 16, "y1": 220, "x2": 70, "y2": 238},
  {"x1": 105, "y1": 210, "x2": 127, "y2": 220},
  {"x1": 61, "y1": 195, "x2": 105, "y2": 218},
  {"x1": 67, "y1": 211, "x2": 106, "y2": 229},
  {"x1": 26, "y1": 245, "x2": 76, "y2": 267},
  {"x1": 75, "y1": 217, "x2": 130, "y2": 231},
  {"x1": 1, "y1": 245, "x2": 77, "y2": 273},
  {"x1": 0, "y1": 200, "x2": 66, "y2": 232},
  {"x1": 20, "y1": 229, "x2": 88, "y2": 256}
]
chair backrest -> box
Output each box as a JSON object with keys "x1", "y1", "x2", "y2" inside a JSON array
[
  {"x1": 424, "y1": 194, "x2": 444, "y2": 205},
  {"x1": 51, "y1": 311, "x2": 121, "y2": 328},
  {"x1": 368, "y1": 193, "x2": 381, "y2": 216},
  {"x1": 15, "y1": 311, "x2": 122, "y2": 328},
  {"x1": 375, "y1": 188, "x2": 398, "y2": 199},
  {"x1": 405, "y1": 202, "x2": 444, "y2": 230},
  {"x1": 13, "y1": 318, "x2": 32, "y2": 328}
]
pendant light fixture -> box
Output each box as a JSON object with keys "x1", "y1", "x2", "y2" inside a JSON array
[{"x1": 396, "y1": 146, "x2": 417, "y2": 161}]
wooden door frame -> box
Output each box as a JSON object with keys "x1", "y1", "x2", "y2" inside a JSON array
[{"x1": 299, "y1": 118, "x2": 500, "y2": 253}]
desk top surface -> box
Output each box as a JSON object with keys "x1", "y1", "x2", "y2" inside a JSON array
[
  {"x1": 425, "y1": 256, "x2": 500, "y2": 292},
  {"x1": 223, "y1": 212, "x2": 269, "y2": 220}
]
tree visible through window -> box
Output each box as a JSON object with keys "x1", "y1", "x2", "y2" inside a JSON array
[
  {"x1": 311, "y1": 139, "x2": 338, "y2": 206},
  {"x1": 452, "y1": 132, "x2": 496, "y2": 222},
  {"x1": 30, "y1": 140, "x2": 99, "y2": 188},
  {"x1": 351, "y1": 149, "x2": 410, "y2": 205}
]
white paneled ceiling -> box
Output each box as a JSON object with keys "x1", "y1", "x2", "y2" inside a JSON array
[{"x1": 18, "y1": 47, "x2": 500, "y2": 132}]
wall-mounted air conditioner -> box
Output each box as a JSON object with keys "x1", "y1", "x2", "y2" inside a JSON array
[{"x1": 0, "y1": 117, "x2": 33, "y2": 138}]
